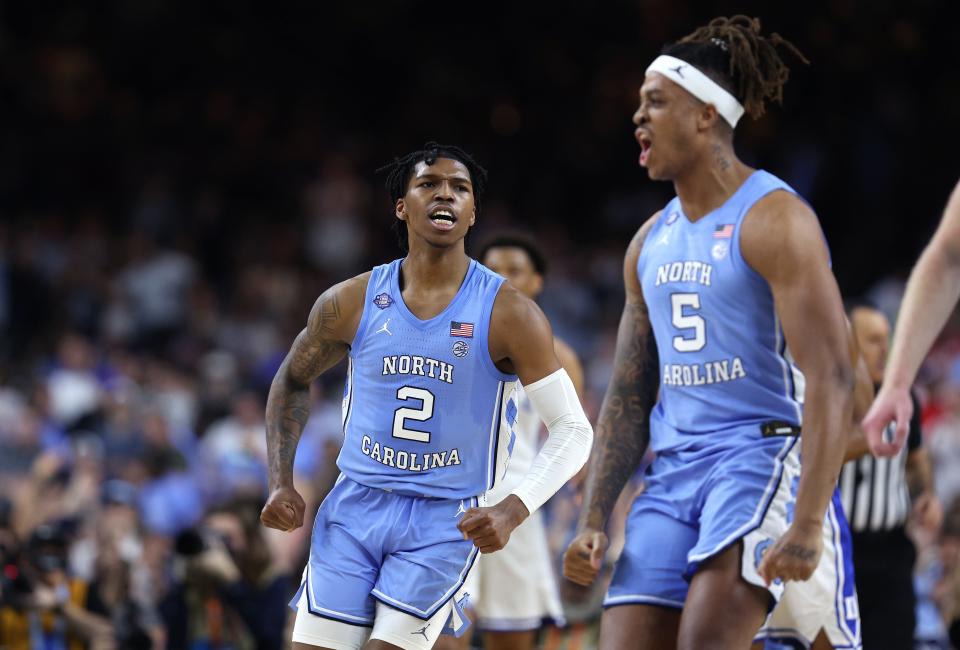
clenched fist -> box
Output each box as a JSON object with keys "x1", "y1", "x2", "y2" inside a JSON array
[
  {"x1": 563, "y1": 528, "x2": 608, "y2": 586},
  {"x1": 758, "y1": 521, "x2": 823, "y2": 585},
  {"x1": 457, "y1": 494, "x2": 528, "y2": 553},
  {"x1": 260, "y1": 485, "x2": 306, "y2": 532}
]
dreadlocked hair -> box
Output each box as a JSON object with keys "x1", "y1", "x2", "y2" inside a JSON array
[
  {"x1": 377, "y1": 142, "x2": 488, "y2": 251},
  {"x1": 663, "y1": 15, "x2": 808, "y2": 120}
]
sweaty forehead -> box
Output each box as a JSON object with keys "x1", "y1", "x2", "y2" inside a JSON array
[{"x1": 412, "y1": 158, "x2": 471, "y2": 181}]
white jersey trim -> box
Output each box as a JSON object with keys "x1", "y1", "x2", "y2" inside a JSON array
[
  {"x1": 773, "y1": 310, "x2": 803, "y2": 423},
  {"x1": 602, "y1": 594, "x2": 685, "y2": 609}
]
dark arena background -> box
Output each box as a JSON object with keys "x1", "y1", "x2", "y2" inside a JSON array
[{"x1": 2, "y1": 1, "x2": 960, "y2": 648}]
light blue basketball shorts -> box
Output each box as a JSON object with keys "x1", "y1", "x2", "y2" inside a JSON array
[
  {"x1": 291, "y1": 475, "x2": 479, "y2": 632},
  {"x1": 606, "y1": 435, "x2": 801, "y2": 609}
]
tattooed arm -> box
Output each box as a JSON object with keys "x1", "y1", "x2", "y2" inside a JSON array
[
  {"x1": 260, "y1": 274, "x2": 367, "y2": 532},
  {"x1": 563, "y1": 215, "x2": 660, "y2": 586}
]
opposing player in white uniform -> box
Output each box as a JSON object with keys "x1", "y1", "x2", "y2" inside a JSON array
[
  {"x1": 470, "y1": 235, "x2": 585, "y2": 650},
  {"x1": 753, "y1": 492, "x2": 861, "y2": 650},
  {"x1": 753, "y1": 327, "x2": 875, "y2": 650}
]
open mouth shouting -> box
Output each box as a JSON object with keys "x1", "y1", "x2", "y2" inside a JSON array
[
  {"x1": 636, "y1": 130, "x2": 653, "y2": 167},
  {"x1": 428, "y1": 207, "x2": 458, "y2": 231}
]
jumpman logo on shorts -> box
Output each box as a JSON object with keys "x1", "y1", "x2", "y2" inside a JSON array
[
  {"x1": 376, "y1": 318, "x2": 392, "y2": 336},
  {"x1": 411, "y1": 623, "x2": 430, "y2": 640},
  {"x1": 454, "y1": 499, "x2": 468, "y2": 517}
]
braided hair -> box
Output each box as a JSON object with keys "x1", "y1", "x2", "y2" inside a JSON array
[
  {"x1": 378, "y1": 142, "x2": 488, "y2": 251},
  {"x1": 663, "y1": 15, "x2": 808, "y2": 121}
]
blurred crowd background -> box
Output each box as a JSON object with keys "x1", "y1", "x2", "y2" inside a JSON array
[{"x1": 2, "y1": 0, "x2": 960, "y2": 648}]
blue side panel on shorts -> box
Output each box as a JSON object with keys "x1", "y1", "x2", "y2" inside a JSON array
[
  {"x1": 298, "y1": 476, "x2": 480, "y2": 625},
  {"x1": 830, "y1": 490, "x2": 861, "y2": 647}
]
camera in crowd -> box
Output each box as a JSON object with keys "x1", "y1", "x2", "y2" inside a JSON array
[
  {"x1": 0, "y1": 517, "x2": 75, "y2": 610},
  {"x1": 174, "y1": 526, "x2": 227, "y2": 558}
]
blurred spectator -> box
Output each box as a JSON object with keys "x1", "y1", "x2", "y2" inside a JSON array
[
  {"x1": 159, "y1": 499, "x2": 292, "y2": 650},
  {"x1": 197, "y1": 391, "x2": 268, "y2": 504},
  {"x1": 0, "y1": 520, "x2": 115, "y2": 650},
  {"x1": 303, "y1": 156, "x2": 371, "y2": 276},
  {"x1": 46, "y1": 333, "x2": 103, "y2": 430},
  {"x1": 114, "y1": 234, "x2": 196, "y2": 352},
  {"x1": 138, "y1": 445, "x2": 204, "y2": 538}
]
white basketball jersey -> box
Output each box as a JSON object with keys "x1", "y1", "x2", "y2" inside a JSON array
[{"x1": 486, "y1": 385, "x2": 540, "y2": 503}]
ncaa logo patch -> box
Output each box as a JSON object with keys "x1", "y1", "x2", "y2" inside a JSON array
[
  {"x1": 711, "y1": 242, "x2": 728, "y2": 260},
  {"x1": 666, "y1": 211, "x2": 679, "y2": 225},
  {"x1": 452, "y1": 341, "x2": 469, "y2": 357},
  {"x1": 373, "y1": 293, "x2": 393, "y2": 309}
]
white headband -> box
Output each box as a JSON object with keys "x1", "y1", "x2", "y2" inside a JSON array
[{"x1": 645, "y1": 55, "x2": 745, "y2": 128}]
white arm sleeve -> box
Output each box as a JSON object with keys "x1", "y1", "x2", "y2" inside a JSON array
[{"x1": 510, "y1": 368, "x2": 594, "y2": 515}]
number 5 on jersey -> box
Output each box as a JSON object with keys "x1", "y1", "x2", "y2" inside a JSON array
[
  {"x1": 392, "y1": 386, "x2": 435, "y2": 442},
  {"x1": 671, "y1": 293, "x2": 706, "y2": 352}
]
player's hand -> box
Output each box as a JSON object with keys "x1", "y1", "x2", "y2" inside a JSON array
[
  {"x1": 913, "y1": 491, "x2": 944, "y2": 533},
  {"x1": 758, "y1": 521, "x2": 823, "y2": 585},
  {"x1": 457, "y1": 494, "x2": 529, "y2": 553},
  {"x1": 260, "y1": 485, "x2": 306, "y2": 532},
  {"x1": 861, "y1": 384, "x2": 912, "y2": 457},
  {"x1": 563, "y1": 528, "x2": 608, "y2": 586}
]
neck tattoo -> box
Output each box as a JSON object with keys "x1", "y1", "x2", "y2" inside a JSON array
[{"x1": 711, "y1": 143, "x2": 731, "y2": 171}]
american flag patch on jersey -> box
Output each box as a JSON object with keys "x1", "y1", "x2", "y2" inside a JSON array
[
  {"x1": 450, "y1": 321, "x2": 474, "y2": 338},
  {"x1": 714, "y1": 224, "x2": 734, "y2": 239}
]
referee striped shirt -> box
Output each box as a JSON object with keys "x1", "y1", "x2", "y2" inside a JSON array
[{"x1": 839, "y1": 390, "x2": 922, "y2": 533}]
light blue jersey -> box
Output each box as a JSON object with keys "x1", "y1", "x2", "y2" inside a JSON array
[
  {"x1": 608, "y1": 171, "x2": 847, "y2": 613},
  {"x1": 638, "y1": 170, "x2": 808, "y2": 452},
  {"x1": 336, "y1": 258, "x2": 519, "y2": 499}
]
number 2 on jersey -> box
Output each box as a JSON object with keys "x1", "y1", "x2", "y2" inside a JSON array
[
  {"x1": 671, "y1": 293, "x2": 706, "y2": 352},
  {"x1": 392, "y1": 386, "x2": 435, "y2": 442}
]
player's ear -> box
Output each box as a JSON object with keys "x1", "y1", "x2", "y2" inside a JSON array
[
  {"x1": 469, "y1": 208, "x2": 476, "y2": 227},
  {"x1": 696, "y1": 103, "x2": 721, "y2": 132},
  {"x1": 531, "y1": 273, "x2": 544, "y2": 295},
  {"x1": 396, "y1": 199, "x2": 407, "y2": 222}
]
